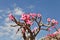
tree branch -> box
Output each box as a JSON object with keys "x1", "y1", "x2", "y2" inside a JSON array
[
  {"x1": 34, "y1": 27, "x2": 40, "y2": 36},
  {"x1": 34, "y1": 19, "x2": 41, "y2": 37},
  {"x1": 39, "y1": 17, "x2": 42, "y2": 23},
  {"x1": 16, "y1": 27, "x2": 21, "y2": 34},
  {"x1": 10, "y1": 25, "x2": 18, "y2": 27},
  {"x1": 12, "y1": 17, "x2": 24, "y2": 26}
]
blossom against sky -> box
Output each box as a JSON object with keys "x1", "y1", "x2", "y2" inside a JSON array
[{"x1": 0, "y1": 0, "x2": 60, "y2": 40}]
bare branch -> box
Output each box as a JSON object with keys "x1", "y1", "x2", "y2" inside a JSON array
[
  {"x1": 43, "y1": 24, "x2": 51, "y2": 27},
  {"x1": 34, "y1": 27, "x2": 40, "y2": 36},
  {"x1": 16, "y1": 27, "x2": 21, "y2": 34},
  {"x1": 34, "y1": 19, "x2": 41, "y2": 37},
  {"x1": 16, "y1": 21, "x2": 24, "y2": 26},
  {"x1": 12, "y1": 17, "x2": 24, "y2": 26},
  {"x1": 10, "y1": 25, "x2": 18, "y2": 27},
  {"x1": 39, "y1": 17, "x2": 42, "y2": 24}
]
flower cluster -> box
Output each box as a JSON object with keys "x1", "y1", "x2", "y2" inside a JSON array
[
  {"x1": 47, "y1": 28, "x2": 51, "y2": 31},
  {"x1": 41, "y1": 29, "x2": 60, "y2": 40},
  {"x1": 47, "y1": 28, "x2": 60, "y2": 38},
  {"x1": 53, "y1": 28, "x2": 60, "y2": 35},
  {"x1": 20, "y1": 13, "x2": 41, "y2": 25},
  {"x1": 47, "y1": 34, "x2": 56, "y2": 38},
  {"x1": 47, "y1": 18, "x2": 58, "y2": 28},
  {"x1": 47, "y1": 18, "x2": 51, "y2": 22},
  {"x1": 8, "y1": 13, "x2": 41, "y2": 25},
  {"x1": 47, "y1": 18, "x2": 58, "y2": 25},
  {"x1": 8, "y1": 13, "x2": 15, "y2": 21},
  {"x1": 51, "y1": 19, "x2": 58, "y2": 25},
  {"x1": 8, "y1": 13, "x2": 41, "y2": 34}
]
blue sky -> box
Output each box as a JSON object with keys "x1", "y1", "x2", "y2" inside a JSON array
[{"x1": 0, "y1": 0, "x2": 60, "y2": 40}]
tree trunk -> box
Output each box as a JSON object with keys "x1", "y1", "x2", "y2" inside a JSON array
[
  {"x1": 23, "y1": 37, "x2": 35, "y2": 40},
  {"x1": 23, "y1": 35, "x2": 35, "y2": 40}
]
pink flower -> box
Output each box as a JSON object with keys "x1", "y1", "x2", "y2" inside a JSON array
[
  {"x1": 37, "y1": 14, "x2": 41, "y2": 17},
  {"x1": 51, "y1": 19, "x2": 58, "y2": 26},
  {"x1": 20, "y1": 17, "x2": 26, "y2": 20},
  {"x1": 32, "y1": 13, "x2": 37, "y2": 16},
  {"x1": 47, "y1": 34, "x2": 55, "y2": 37},
  {"x1": 8, "y1": 13, "x2": 14, "y2": 21},
  {"x1": 21, "y1": 14, "x2": 26, "y2": 18},
  {"x1": 58, "y1": 28, "x2": 60, "y2": 32},
  {"x1": 26, "y1": 20, "x2": 32, "y2": 25},
  {"x1": 53, "y1": 28, "x2": 60, "y2": 35},
  {"x1": 51, "y1": 19, "x2": 56, "y2": 24},
  {"x1": 21, "y1": 14, "x2": 30, "y2": 20},
  {"x1": 21, "y1": 14, "x2": 27, "y2": 20},
  {"x1": 55, "y1": 20, "x2": 58, "y2": 25},
  {"x1": 52, "y1": 26, "x2": 55, "y2": 28},
  {"x1": 30, "y1": 13, "x2": 32, "y2": 16},
  {"x1": 30, "y1": 13, "x2": 37, "y2": 18},
  {"x1": 30, "y1": 13, "x2": 36, "y2": 16},
  {"x1": 26, "y1": 14, "x2": 30, "y2": 20},
  {"x1": 47, "y1": 28, "x2": 51, "y2": 31},
  {"x1": 21, "y1": 14, "x2": 32, "y2": 25},
  {"x1": 47, "y1": 18, "x2": 51, "y2": 22},
  {"x1": 53, "y1": 31, "x2": 59, "y2": 35}
]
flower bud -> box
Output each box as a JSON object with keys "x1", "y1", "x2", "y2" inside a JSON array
[{"x1": 47, "y1": 18, "x2": 51, "y2": 22}]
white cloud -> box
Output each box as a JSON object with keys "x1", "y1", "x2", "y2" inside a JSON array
[
  {"x1": 4, "y1": 7, "x2": 24, "y2": 16},
  {"x1": 5, "y1": 17, "x2": 10, "y2": 22},
  {"x1": 14, "y1": 7, "x2": 24, "y2": 15},
  {"x1": 6, "y1": 8, "x2": 11, "y2": 13},
  {"x1": 13, "y1": 3, "x2": 24, "y2": 15},
  {"x1": 0, "y1": 22, "x2": 23, "y2": 40},
  {"x1": 0, "y1": 32, "x2": 10, "y2": 37},
  {"x1": 0, "y1": 6, "x2": 24, "y2": 16},
  {"x1": 6, "y1": 22, "x2": 23, "y2": 40},
  {"x1": 0, "y1": 4, "x2": 25, "y2": 40}
]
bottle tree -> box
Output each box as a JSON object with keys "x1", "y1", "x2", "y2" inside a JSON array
[{"x1": 8, "y1": 13, "x2": 58, "y2": 40}]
